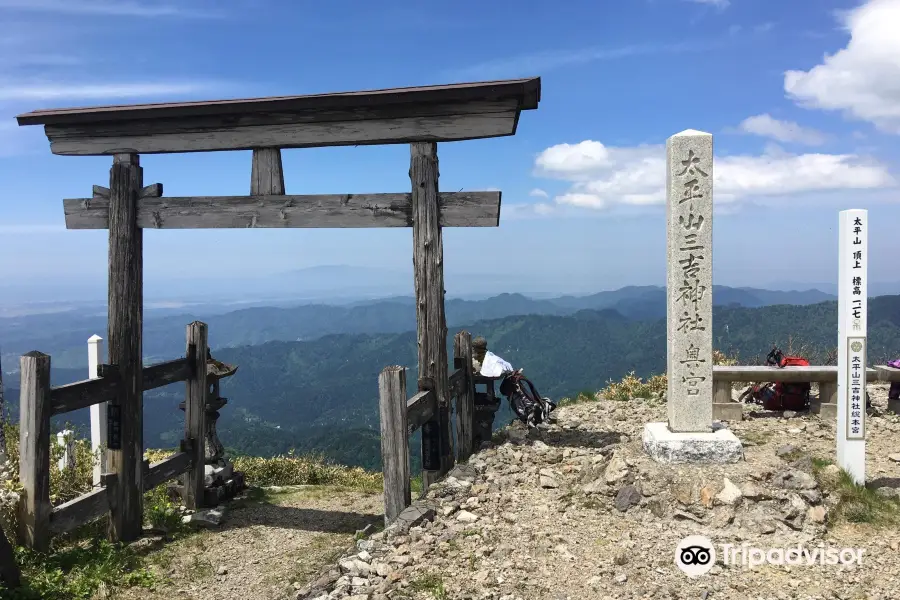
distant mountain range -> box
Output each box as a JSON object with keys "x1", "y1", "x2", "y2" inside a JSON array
[
  {"x1": 4, "y1": 291, "x2": 900, "y2": 471},
  {"x1": 0, "y1": 285, "x2": 837, "y2": 371}
]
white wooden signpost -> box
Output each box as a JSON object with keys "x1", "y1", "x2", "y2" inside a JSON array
[
  {"x1": 88, "y1": 334, "x2": 107, "y2": 487},
  {"x1": 837, "y1": 209, "x2": 867, "y2": 485}
]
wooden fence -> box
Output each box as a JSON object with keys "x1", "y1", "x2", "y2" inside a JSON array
[
  {"x1": 379, "y1": 330, "x2": 475, "y2": 524},
  {"x1": 17, "y1": 321, "x2": 213, "y2": 550}
]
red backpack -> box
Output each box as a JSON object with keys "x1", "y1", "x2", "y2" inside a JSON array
[{"x1": 738, "y1": 347, "x2": 810, "y2": 411}]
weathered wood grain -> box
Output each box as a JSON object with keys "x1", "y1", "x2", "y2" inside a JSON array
[
  {"x1": 32, "y1": 96, "x2": 528, "y2": 155},
  {"x1": 62, "y1": 191, "x2": 501, "y2": 229},
  {"x1": 454, "y1": 331, "x2": 476, "y2": 462},
  {"x1": 139, "y1": 183, "x2": 163, "y2": 197},
  {"x1": 406, "y1": 390, "x2": 436, "y2": 436},
  {"x1": 46, "y1": 111, "x2": 518, "y2": 155},
  {"x1": 49, "y1": 484, "x2": 111, "y2": 535},
  {"x1": 18, "y1": 352, "x2": 51, "y2": 550},
  {"x1": 50, "y1": 376, "x2": 119, "y2": 415},
  {"x1": 142, "y1": 357, "x2": 190, "y2": 391},
  {"x1": 411, "y1": 142, "x2": 452, "y2": 490},
  {"x1": 379, "y1": 366, "x2": 410, "y2": 525},
  {"x1": 19, "y1": 79, "x2": 540, "y2": 125},
  {"x1": 183, "y1": 323, "x2": 208, "y2": 510},
  {"x1": 448, "y1": 368, "x2": 464, "y2": 396},
  {"x1": 251, "y1": 148, "x2": 285, "y2": 195},
  {"x1": 143, "y1": 451, "x2": 192, "y2": 491},
  {"x1": 92, "y1": 185, "x2": 109, "y2": 198},
  {"x1": 106, "y1": 153, "x2": 144, "y2": 543}
]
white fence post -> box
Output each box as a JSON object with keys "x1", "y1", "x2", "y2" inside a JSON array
[
  {"x1": 56, "y1": 430, "x2": 74, "y2": 471},
  {"x1": 88, "y1": 334, "x2": 107, "y2": 487}
]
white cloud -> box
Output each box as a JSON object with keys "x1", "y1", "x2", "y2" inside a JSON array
[
  {"x1": 534, "y1": 141, "x2": 612, "y2": 178},
  {"x1": 0, "y1": 81, "x2": 226, "y2": 103},
  {"x1": 784, "y1": 0, "x2": 900, "y2": 133},
  {"x1": 533, "y1": 139, "x2": 895, "y2": 211},
  {"x1": 737, "y1": 114, "x2": 827, "y2": 146},
  {"x1": 529, "y1": 188, "x2": 549, "y2": 198},
  {"x1": 0, "y1": 0, "x2": 221, "y2": 17}
]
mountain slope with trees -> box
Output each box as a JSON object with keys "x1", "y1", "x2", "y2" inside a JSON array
[{"x1": 4, "y1": 295, "x2": 898, "y2": 471}]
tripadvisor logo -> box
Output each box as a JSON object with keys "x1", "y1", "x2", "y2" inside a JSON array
[
  {"x1": 675, "y1": 535, "x2": 866, "y2": 576},
  {"x1": 675, "y1": 535, "x2": 715, "y2": 578}
]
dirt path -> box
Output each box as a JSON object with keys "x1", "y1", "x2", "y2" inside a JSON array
[{"x1": 119, "y1": 486, "x2": 383, "y2": 600}]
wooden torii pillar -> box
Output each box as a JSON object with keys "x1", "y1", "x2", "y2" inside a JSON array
[{"x1": 17, "y1": 78, "x2": 541, "y2": 540}]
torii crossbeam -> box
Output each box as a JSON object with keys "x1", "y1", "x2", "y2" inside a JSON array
[{"x1": 17, "y1": 77, "x2": 541, "y2": 542}]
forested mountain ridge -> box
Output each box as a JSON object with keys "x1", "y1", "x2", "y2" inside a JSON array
[
  {"x1": 0, "y1": 285, "x2": 838, "y2": 370},
  {"x1": 4, "y1": 295, "x2": 898, "y2": 470}
]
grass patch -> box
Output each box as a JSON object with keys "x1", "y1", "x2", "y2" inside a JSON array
[
  {"x1": 0, "y1": 423, "x2": 386, "y2": 599},
  {"x1": 411, "y1": 474, "x2": 424, "y2": 497},
  {"x1": 234, "y1": 452, "x2": 383, "y2": 490},
  {"x1": 818, "y1": 466, "x2": 900, "y2": 527},
  {"x1": 811, "y1": 457, "x2": 834, "y2": 472},
  {"x1": 778, "y1": 447, "x2": 806, "y2": 463},
  {"x1": 407, "y1": 573, "x2": 449, "y2": 599},
  {"x1": 1, "y1": 539, "x2": 156, "y2": 600},
  {"x1": 741, "y1": 430, "x2": 773, "y2": 446},
  {"x1": 600, "y1": 372, "x2": 667, "y2": 402}
]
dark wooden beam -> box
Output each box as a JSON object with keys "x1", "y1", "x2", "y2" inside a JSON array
[
  {"x1": 106, "y1": 153, "x2": 144, "y2": 543},
  {"x1": 62, "y1": 191, "x2": 501, "y2": 229},
  {"x1": 0, "y1": 521, "x2": 21, "y2": 588},
  {"x1": 406, "y1": 389, "x2": 436, "y2": 436},
  {"x1": 143, "y1": 357, "x2": 190, "y2": 391},
  {"x1": 16, "y1": 78, "x2": 541, "y2": 155},
  {"x1": 411, "y1": 141, "x2": 452, "y2": 490},
  {"x1": 183, "y1": 323, "x2": 208, "y2": 510},
  {"x1": 139, "y1": 183, "x2": 163, "y2": 197},
  {"x1": 49, "y1": 484, "x2": 111, "y2": 535},
  {"x1": 454, "y1": 331, "x2": 476, "y2": 462},
  {"x1": 50, "y1": 376, "x2": 119, "y2": 415},
  {"x1": 143, "y1": 451, "x2": 192, "y2": 491}
]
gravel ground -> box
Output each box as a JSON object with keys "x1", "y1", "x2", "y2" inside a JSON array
[
  {"x1": 118, "y1": 487, "x2": 383, "y2": 600},
  {"x1": 297, "y1": 383, "x2": 900, "y2": 600},
  {"x1": 117, "y1": 385, "x2": 900, "y2": 600}
]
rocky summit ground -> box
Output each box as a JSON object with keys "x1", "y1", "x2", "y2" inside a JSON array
[{"x1": 296, "y1": 384, "x2": 900, "y2": 600}]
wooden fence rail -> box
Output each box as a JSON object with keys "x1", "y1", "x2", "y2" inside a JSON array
[
  {"x1": 17, "y1": 321, "x2": 213, "y2": 550},
  {"x1": 379, "y1": 330, "x2": 475, "y2": 525}
]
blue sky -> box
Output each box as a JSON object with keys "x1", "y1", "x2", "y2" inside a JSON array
[{"x1": 1, "y1": 0, "x2": 899, "y2": 302}]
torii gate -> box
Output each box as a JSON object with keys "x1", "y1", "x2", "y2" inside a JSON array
[{"x1": 16, "y1": 77, "x2": 541, "y2": 542}]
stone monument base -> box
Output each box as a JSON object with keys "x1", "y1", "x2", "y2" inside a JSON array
[
  {"x1": 643, "y1": 421, "x2": 743, "y2": 464},
  {"x1": 203, "y1": 460, "x2": 246, "y2": 506}
]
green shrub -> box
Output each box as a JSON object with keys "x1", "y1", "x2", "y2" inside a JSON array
[{"x1": 233, "y1": 451, "x2": 382, "y2": 490}]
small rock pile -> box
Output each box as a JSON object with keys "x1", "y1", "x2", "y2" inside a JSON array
[{"x1": 294, "y1": 384, "x2": 900, "y2": 600}]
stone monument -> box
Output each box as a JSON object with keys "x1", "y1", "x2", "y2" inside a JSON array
[{"x1": 643, "y1": 129, "x2": 743, "y2": 464}]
